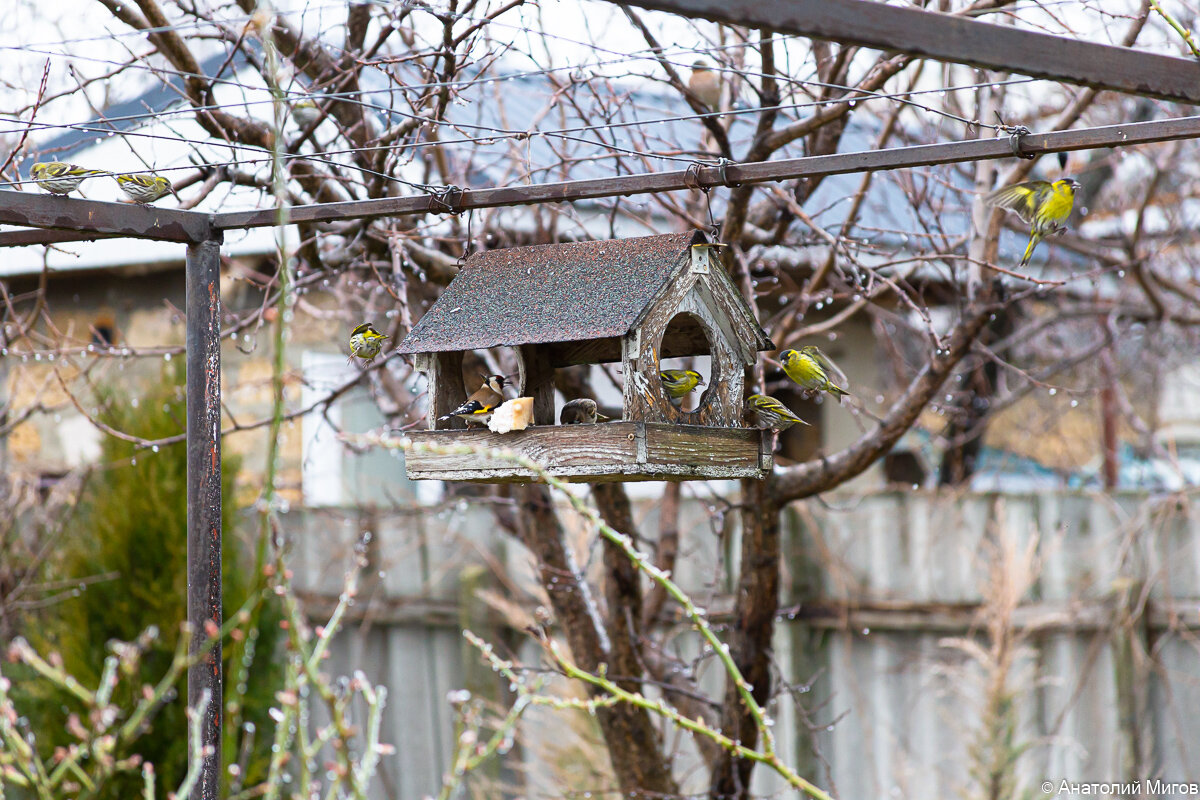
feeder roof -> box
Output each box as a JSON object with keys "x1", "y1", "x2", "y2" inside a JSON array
[{"x1": 399, "y1": 231, "x2": 755, "y2": 354}]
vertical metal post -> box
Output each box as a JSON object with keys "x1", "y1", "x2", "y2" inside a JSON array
[{"x1": 186, "y1": 236, "x2": 223, "y2": 800}]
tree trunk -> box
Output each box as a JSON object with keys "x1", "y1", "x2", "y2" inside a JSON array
[
  {"x1": 513, "y1": 484, "x2": 676, "y2": 796},
  {"x1": 710, "y1": 478, "x2": 781, "y2": 798}
]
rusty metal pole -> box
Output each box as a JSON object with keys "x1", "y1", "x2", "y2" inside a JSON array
[{"x1": 186, "y1": 235, "x2": 223, "y2": 800}]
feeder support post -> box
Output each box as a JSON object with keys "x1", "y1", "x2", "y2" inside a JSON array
[{"x1": 186, "y1": 234, "x2": 223, "y2": 800}]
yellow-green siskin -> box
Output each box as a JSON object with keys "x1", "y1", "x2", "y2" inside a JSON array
[
  {"x1": 30, "y1": 162, "x2": 110, "y2": 195},
  {"x1": 985, "y1": 177, "x2": 1080, "y2": 266},
  {"x1": 560, "y1": 398, "x2": 610, "y2": 425},
  {"x1": 116, "y1": 173, "x2": 173, "y2": 204},
  {"x1": 660, "y1": 369, "x2": 705, "y2": 408},
  {"x1": 781, "y1": 346, "x2": 850, "y2": 400},
  {"x1": 293, "y1": 99, "x2": 321, "y2": 128},
  {"x1": 744, "y1": 394, "x2": 811, "y2": 430},
  {"x1": 347, "y1": 322, "x2": 388, "y2": 364}
]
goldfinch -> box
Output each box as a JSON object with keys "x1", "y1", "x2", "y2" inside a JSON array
[
  {"x1": 347, "y1": 322, "x2": 388, "y2": 364},
  {"x1": 560, "y1": 398, "x2": 610, "y2": 425},
  {"x1": 438, "y1": 375, "x2": 507, "y2": 427},
  {"x1": 660, "y1": 369, "x2": 705, "y2": 408},
  {"x1": 116, "y1": 172, "x2": 173, "y2": 204},
  {"x1": 688, "y1": 60, "x2": 722, "y2": 110},
  {"x1": 744, "y1": 394, "x2": 810, "y2": 430},
  {"x1": 781, "y1": 346, "x2": 850, "y2": 400},
  {"x1": 29, "y1": 162, "x2": 109, "y2": 195},
  {"x1": 985, "y1": 177, "x2": 1080, "y2": 266}
]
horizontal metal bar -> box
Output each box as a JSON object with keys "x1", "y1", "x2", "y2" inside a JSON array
[
  {"x1": 0, "y1": 190, "x2": 212, "y2": 243},
  {"x1": 215, "y1": 115, "x2": 1200, "y2": 230},
  {"x1": 612, "y1": 0, "x2": 1200, "y2": 105},
  {"x1": 0, "y1": 228, "x2": 120, "y2": 247}
]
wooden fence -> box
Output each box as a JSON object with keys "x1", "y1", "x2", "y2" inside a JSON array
[{"x1": 285, "y1": 489, "x2": 1200, "y2": 798}]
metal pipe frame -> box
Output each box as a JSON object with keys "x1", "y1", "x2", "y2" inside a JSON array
[
  {"x1": 2, "y1": 114, "x2": 1199, "y2": 249},
  {"x1": 608, "y1": 0, "x2": 1200, "y2": 105},
  {"x1": 185, "y1": 236, "x2": 224, "y2": 800}
]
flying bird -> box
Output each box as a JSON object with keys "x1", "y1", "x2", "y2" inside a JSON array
[
  {"x1": 986, "y1": 177, "x2": 1081, "y2": 266},
  {"x1": 347, "y1": 323, "x2": 388, "y2": 364}
]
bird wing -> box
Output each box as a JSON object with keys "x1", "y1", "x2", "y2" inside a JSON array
[
  {"x1": 442, "y1": 399, "x2": 493, "y2": 419},
  {"x1": 809, "y1": 349, "x2": 849, "y2": 389},
  {"x1": 985, "y1": 181, "x2": 1052, "y2": 224}
]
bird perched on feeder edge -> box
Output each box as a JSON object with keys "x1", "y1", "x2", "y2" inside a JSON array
[
  {"x1": 438, "y1": 375, "x2": 507, "y2": 427},
  {"x1": 116, "y1": 172, "x2": 173, "y2": 204},
  {"x1": 688, "y1": 60, "x2": 722, "y2": 110},
  {"x1": 985, "y1": 177, "x2": 1081, "y2": 266},
  {"x1": 781, "y1": 346, "x2": 850, "y2": 401},
  {"x1": 744, "y1": 394, "x2": 811, "y2": 430},
  {"x1": 29, "y1": 162, "x2": 109, "y2": 195},
  {"x1": 347, "y1": 323, "x2": 389, "y2": 364},
  {"x1": 560, "y1": 398, "x2": 610, "y2": 425},
  {"x1": 660, "y1": 369, "x2": 705, "y2": 408}
]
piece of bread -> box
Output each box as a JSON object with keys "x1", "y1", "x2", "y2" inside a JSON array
[{"x1": 488, "y1": 397, "x2": 534, "y2": 433}]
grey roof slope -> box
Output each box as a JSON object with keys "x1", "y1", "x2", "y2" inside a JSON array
[
  {"x1": 35, "y1": 52, "x2": 249, "y2": 161},
  {"x1": 398, "y1": 231, "x2": 706, "y2": 354}
]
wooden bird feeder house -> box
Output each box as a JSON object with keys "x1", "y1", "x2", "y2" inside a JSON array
[{"x1": 397, "y1": 231, "x2": 775, "y2": 483}]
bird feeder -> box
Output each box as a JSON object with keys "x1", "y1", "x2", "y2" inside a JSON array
[{"x1": 397, "y1": 230, "x2": 775, "y2": 483}]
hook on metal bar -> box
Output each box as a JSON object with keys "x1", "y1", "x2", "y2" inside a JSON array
[
  {"x1": 716, "y1": 157, "x2": 741, "y2": 188},
  {"x1": 432, "y1": 185, "x2": 464, "y2": 215},
  {"x1": 995, "y1": 113, "x2": 1037, "y2": 160}
]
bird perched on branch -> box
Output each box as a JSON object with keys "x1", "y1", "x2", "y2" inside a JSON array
[
  {"x1": 116, "y1": 172, "x2": 173, "y2": 204},
  {"x1": 744, "y1": 394, "x2": 811, "y2": 430},
  {"x1": 560, "y1": 398, "x2": 610, "y2": 425},
  {"x1": 660, "y1": 369, "x2": 705, "y2": 408},
  {"x1": 438, "y1": 375, "x2": 507, "y2": 427},
  {"x1": 781, "y1": 346, "x2": 850, "y2": 401},
  {"x1": 293, "y1": 98, "x2": 322, "y2": 128},
  {"x1": 347, "y1": 322, "x2": 388, "y2": 364},
  {"x1": 985, "y1": 177, "x2": 1080, "y2": 266},
  {"x1": 29, "y1": 162, "x2": 109, "y2": 195},
  {"x1": 688, "y1": 60, "x2": 722, "y2": 111}
]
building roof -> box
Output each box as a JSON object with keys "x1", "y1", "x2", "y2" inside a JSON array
[{"x1": 398, "y1": 231, "x2": 731, "y2": 354}]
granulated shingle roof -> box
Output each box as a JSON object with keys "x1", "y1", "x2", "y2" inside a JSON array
[{"x1": 397, "y1": 231, "x2": 703, "y2": 354}]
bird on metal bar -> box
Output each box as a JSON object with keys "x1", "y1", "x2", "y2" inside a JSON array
[
  {"x1": 560, "y1": 398, "x2": 610, "y2": 425},
  {"x1": 438, "y1": 375, "x2": 507, "y2": 427},
  {"x1": 116, "y1": 172, "x2": 173, "y2": 204},
  {"x1": 985, "y1": 177, "x2": 1081, "y2": 266},
  {"x1": 30, "y1": 162, "x2": 110, "y2": 195}
]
